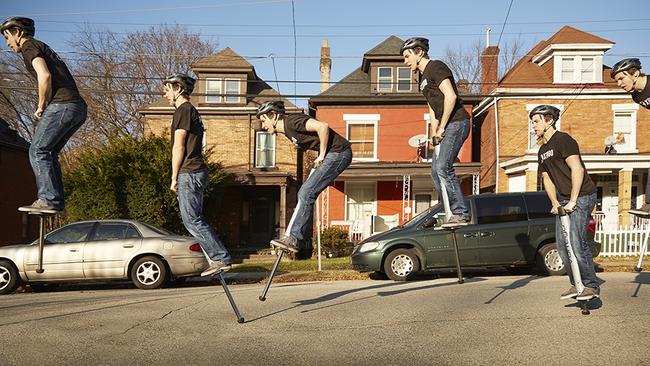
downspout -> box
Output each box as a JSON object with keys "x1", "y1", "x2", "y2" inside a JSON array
[
  {"x1": 248, "y1": 114, "x2": 252, "y2": 172},
  {"x1": 494, "y1": 96, "x2": 500, "y2": 193}
]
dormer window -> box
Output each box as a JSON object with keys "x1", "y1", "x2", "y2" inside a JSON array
[
  {"x1": 554, "y1": 55, "x2": 601, "y2": 84},
  {"x1": 374, "y1": 66, "x2": 414, "y2": 93},
  {"x1": 206, "y1": 78, "x2": 242, "y2": 103}
]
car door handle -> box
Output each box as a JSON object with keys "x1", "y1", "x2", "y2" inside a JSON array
[
  {"x1": 480, "y1": 232, "x2": 495, "y2": 237},
  {"x1": 463, "y1": 233, "x2": 478, "y2": 238},
  {"x1": 123, "y1": 244, "x2": 134, "y2": 248},
  {"x1": 69, "y1": 248, "x2": 79, "y2": 252}
]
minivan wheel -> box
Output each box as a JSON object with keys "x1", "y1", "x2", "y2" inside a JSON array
[
  {"x1": 537, "y1": 243, "x2": 565, "y2": 276},
  {"x1": 0, "y1": 259, "x2": 20, "y2": 295},
  {"x1": 131, "y1": 256, "x2": 168, "y2": 289},
  {"x1": 384, "y1": 249, "x2": 419, "y2": 281}
]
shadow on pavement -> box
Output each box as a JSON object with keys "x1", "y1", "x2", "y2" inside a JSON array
[
  {"x1": 484, "y1": 275, "x2": 542, "y2": 304},
  {"x1": 564, "y1": 297, "x2": 603, "y2": 311},
  {"x1": 631, "y1": 271, "x2": 650, "y2": 297}
]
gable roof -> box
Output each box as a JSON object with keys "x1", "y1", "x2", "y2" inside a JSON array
[
  {"x1": 499, "y1": 26, "x2": 616, "y2": 88},
  {"x1": 361, "y1": 35, "x2": 404, "y2": 72},
  {"x1": 192, "y1": 47, "x2": 254, "y2": 70}
]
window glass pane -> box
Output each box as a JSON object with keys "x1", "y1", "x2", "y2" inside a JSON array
[
  {"x1": 46, "y1": 223, "x2": 95, "y2": 244},
  {"x1": 614, "y1": 112, "x2": 634, "y2": 150},
  {"x1": 561, "y1": 57, "x2": 574, "y2": 81},
  {"x1": 206, "y1": 79, "x2": 221, "y2": 102},
  {"x1": 523, "y1": 193, "x2": 554, "y2": 219},
  {"x1": 348, "y1": 124, "x2": 374, "y2": 140},
  {"x1": 476, "y1": 196, "x2": 527, "y2": 224},
  {"x1": 397, "y1": 67, "x2": 411, "y2": 91},
  {"x1": 224, "y1": 79, "x2": 239, "y2": 102},
  {"x1": 255, "y1": 131, "x2": 275, "y2": 167},
  {"x1": 581, "y1": 58, "x2": 594, "y2": 81},
  {"x1": 350, "y1": 142, "x2": 374, "y2": 159},
  {"x1": 415, "y1": 194, "x2": 431, "y2": 213},
  {"x1": 377, "y1": 67, "x2": 392, "y2": 91}
]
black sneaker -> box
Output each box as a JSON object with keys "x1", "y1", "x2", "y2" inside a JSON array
[
  {"x1": 576, "y1": 287, "x2": 600, "y2": 301},
  {"x1": 560, "y1": 285, "x2": 579, "y2": 299},
  {"x1": 441, "y1": 215, "x2": 469, "y2": 228},
  {"x1": 18, "y1": 199, "x2": 62, "y2": 214},
  {"x1": 271, "y1": 236, "x2": 300, "y2": 253},
  {"x1": 629, "y1": 203, "x2": 650, "y2": 218},
  {"x1": 201, "y1": 260, "x2": 231, "y2": 277}
]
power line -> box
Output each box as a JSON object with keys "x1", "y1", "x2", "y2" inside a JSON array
[
  {"x1": 33, "y1": 17, "x2": 650, "y2": 28},
  {"x1": 291, "y1": 0, "x2": 297, "y2": 105},
  {"x1": 31, "y1": 27, "x2": 650, "y2": 38}
]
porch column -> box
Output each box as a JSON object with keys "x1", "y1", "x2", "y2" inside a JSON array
[
  {"x1": 279, "y1": 184, "x2": 287, "y2": 237},
  {"x1": 618, "y1": 168, "x2": 633, "y2": 226},
  {"x1": 525, "y1": 170, "x2": 538, "y2": 192}
]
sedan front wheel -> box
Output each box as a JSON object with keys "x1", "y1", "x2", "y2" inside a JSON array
[{"x1": 131, "y1": 256, "x2": 168, "y2": 289}]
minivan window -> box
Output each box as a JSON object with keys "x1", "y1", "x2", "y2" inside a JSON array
[
  {"x1": 476, "y1": 195, "x2": 527, "y2": 224},
  {"x1": 524, "y1": 193, "x2": 555, "y2": 219}
]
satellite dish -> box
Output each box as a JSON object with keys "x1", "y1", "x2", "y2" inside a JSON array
[
  {"x1": 408, "y1": 134, "x2": 428, "y2": 147},
  {"x1": 604, "y1": 135, "x2": 616, "y2": 146}
]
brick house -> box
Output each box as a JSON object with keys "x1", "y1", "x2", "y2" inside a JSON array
[
  {"x1": 140, "y1": 47, "x2": 302, "y2": 250},
  {"x1": 0, "y1": 118, "x2": 37, "y2": 245},
  {"x1": 309, "y1": 36, "x2": 481, "y2": 240},
  {"x1": 473, "y1": 26, "x2": 650, "y2": 227}
]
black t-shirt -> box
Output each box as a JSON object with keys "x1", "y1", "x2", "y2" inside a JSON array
[
  {"x1": 538, "y1": 131, "x2": 596, "y2": 200},
  {"x1": 21, "y1": 39, "x2": 83, "y2": 104},
  {"x1": 171, "y1": 102, "x2": 208, "y2": 173},
  {"x1": 420, "y1": 60, "x2": 470, "y2": 123},
  {"x1": 283, "y1": 113, "x2": 351, "y2": 153},
  {"x1": 632, "y1": 79, "x2": 650, "y2": 109}
]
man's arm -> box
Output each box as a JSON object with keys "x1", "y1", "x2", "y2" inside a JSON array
[
  {"x1": 437, "y1": 79, "x2": 457, "y2": 131},
  {"x1": 428, "y1": 104, "x2": 441, "y2": 141},
  {"x1": 563, "y1": 155, "x2": 585, "y2": 212},
  {"x1": 31, "y1": 57, "x2": 51, "y2": 119},
  {"x1": 542, "y1": 172, "x2": 560, "y2": 214},
  {"x1": 170, "y1": 129, "x2": 188, "y2": 192},
  {"x1": 305, "y1": 118, "x2": 329, "y2": 166}
]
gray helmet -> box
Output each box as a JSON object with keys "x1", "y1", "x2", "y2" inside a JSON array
[
  {"x1": 256, "y1": 101, "x2": 285, "y2": 118},
  {"x1": 400, "y1": 37, "x2": 429, "y2": 55},
  {"x1": 529, "y1": 105, "x2": 560, "y2": 122},
  {"x1": 163, "y1": 73, "x2": 195, "y2": 95},
  {"x1": 1, "y1": 17, "x2": 35, "y2": 36},
  {"x1": 610, "y1": 58, "x2": 642, "y2": 78}
]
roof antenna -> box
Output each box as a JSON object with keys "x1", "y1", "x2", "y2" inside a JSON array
[{"x1": 486, "y1": 27, "x2": 491, "y2": 48}]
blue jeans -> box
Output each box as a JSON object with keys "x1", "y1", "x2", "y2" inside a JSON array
[
  {"x1": 555, "y1": 192, "x2": 599, "y2": 289},
  {"x1": 431, "y1": 119, "x2": 470, "y2": 220},
  {"x1": 286, "y1": 147, "x2": 352, "y2": 243},
  {"x1": 178, "y1": 169, "x2": 231, "y2": 264},
  {"x1": 29, "y1": 101, "x2": 87, "y2": 209}
]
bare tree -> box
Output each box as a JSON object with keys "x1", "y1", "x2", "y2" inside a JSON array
[
  {"x1": 442, "y1": 35, "x2": 527, "y2": 94},
  {"x1": 0, "y1": 52, "x2": 38, "y2": 139},
  {"x1": 70, "y1": 24, "x2": 217, "y2": 142}
]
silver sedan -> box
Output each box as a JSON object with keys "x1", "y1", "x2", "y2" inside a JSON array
[{"x1": 0, "y1": 220, "x2": 210, "y2": 294}]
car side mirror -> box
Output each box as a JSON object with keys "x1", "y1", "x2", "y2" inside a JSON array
[{"x1": 422, "y1": 216, "x2": 437, "y2": 229}]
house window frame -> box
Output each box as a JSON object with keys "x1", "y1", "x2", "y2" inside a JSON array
[
  {"x1": 205, "y1": 78, "x2": 241, "y2": 103},
  {"x1": 205, "y1": 78, "x2": 222, "y2": 103},
  {"x1": 553, "y1": 53, "x2": 602, "y2": 84},
  {"x1": 344, "y1": 114, "x2": 380, "y2": 161},
  {"x1": 611, "y1": 103, "x2": 639, "y2": 153},
  {"x1": 396, "y1": 67, "x2": 412, "y2": 92},
  {"x1": 377, "y1": 67, "x2": 393, "y2": 92},
  {"x1": 526, "y1": 104, "x2": 564, "y2": 153},
  {"x1": 255, "y1": 130, "x2": 276, "y2": 168}
]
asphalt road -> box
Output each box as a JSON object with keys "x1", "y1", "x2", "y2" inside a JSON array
[{"x1": 1, "y1": 272, "x2": 649, "y2": 365}]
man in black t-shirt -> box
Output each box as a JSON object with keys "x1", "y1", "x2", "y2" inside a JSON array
[
  {"x1": 611, "y1": 58, "x2": 650, "y2": 216},
  {"x1": 2, "y1": 17, "x2": 87, "y2": 213},
  {"x1": 532, "y1": 105, "x2": 600, "y2": 301},
  {"x1": 256, "y1": 101, "x2": 352, "y2": 253},
  {"x1": 401, "y1": 37, "x2": 471, "y2": 227},
  {"x1": 163, "y1": 74, "x2": 231, "y2": 276}
]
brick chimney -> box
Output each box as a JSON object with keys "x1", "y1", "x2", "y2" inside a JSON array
[
  {"x1": 457, "y1": 79, "x2": 470, "y2": 94},
  {"x1": 320, "y1": 39, "x2": 331, "y2": 93},
  {"x1": 480, "y1": 46, "x2": 499, "y2": 95}
]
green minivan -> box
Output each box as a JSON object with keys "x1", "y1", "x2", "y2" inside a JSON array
[{"x1": 350, "y1": 191, "x2": 601, "y2": 281}]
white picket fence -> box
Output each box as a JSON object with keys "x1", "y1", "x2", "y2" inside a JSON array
[{"x1": 594, "y1": 215, "x2": 650, "y2": 257}]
